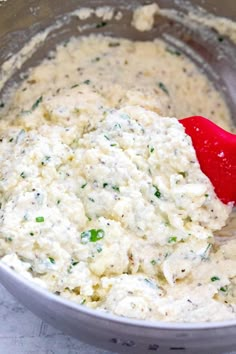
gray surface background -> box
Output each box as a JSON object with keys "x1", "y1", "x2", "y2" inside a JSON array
[{"x1": 0, "y1": 284, "x2": 112, "y2": 354}]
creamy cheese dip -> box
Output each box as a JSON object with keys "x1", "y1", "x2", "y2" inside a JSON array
[{"x1": 0, "y1": 33, "x2": 235, "y2": 323}]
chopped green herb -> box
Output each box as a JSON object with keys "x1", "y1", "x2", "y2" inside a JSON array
[
  {"x1": 20, "y1": 172, "x2": 26, "y2": 179},
  {"x1": 93, "y1": 57, "x2": 100, "y2": 62},
  {"x1": 81, "y1": 229, "x2": 105, "y2": 244},
  {"x1": 112, "y1": 185, "x2": 120, "y2": 192},
  {"x1": 57, "y1": 200, "x2": 61, "y2": 205},
  {"x1": 211, "y1": 276, "x2": 220, "y2": 282},
  {"x1": 72, "y1": 261, "x2": 79, "y2": 266},
  {"x1": 201, "y1": 243, "x2": 212, "y2": 260},
  {"x1": 103, "y1": 183, "x2": 108, "y2": 188},
  {"x1": 144, "y1": 278, "x2": 156, "y2": 288},
  {"x1": 153, "y1": 185, "x2": 161, "y2": 198},
  {"x1": 80, "y1": 299, "x2": 86, "y2": 305},
  {"x1": 166, "y1": 47, "x2": 181, "y2": 56},
  {"x1": 185, "y1": 216, "x2": 192, "y2": 222},
  {"x1": 114, "y1": 123, "x2": 121, "y2": 129},
  {"x1": 150, "y1": 147, "x2": 154, "y2": 153},
  {"x1": 150, "y1": 259, "x2": 156, "y2": 265},
  {"x1": 87, "y1": 216, "x2": 92, "y2": 221},
  {"x1": 96, "y1": 245, "x2": 103, "y2": 253},
  {"x1": 158, "y1": 82, "x2": 169, "y2": 95},
  {"x1": 205, "y1": 194, "x2": 209, "y2": 197},
  {"x1": 110, "y1": 143, "x2": 117, "y2": 147},
  {"x1": 83, "y1": 79, "x2": 91, "y2": 85},
  {"x1": 96, "y1": 21, "x2": 107, "y2": 28},
  {"x1": 178, "y1": 171, "x2": 187, "y2": 178},
  {"x1": 220, "y1": 286, "x2": 228, "y2": 292},
  {"x1": 31, "y1": 96, "x2": 43, "y2": 111},
  {"x1": 48, "y1": 257, "x2": 55, "y2": 264},
  {"x1": 6, "y1": 237, "x2": 13, "y2": 242},
  {"x1": 108, "y1": 42, "x2": 120, "y2": 47},
  {"x1": 71, "y1": 84, "x2": 79, "y2": 89},
  {"x1": 218, "y1": 36, "x2": 224, "y2": 42},
  {"x1": 81, "y1": 183, "x2": 87, "y2": 189},
  {"x1": 88, "y1": 197, "x2": 95, "y2": 203},
  {"x1": 35, "y1": 216, "x2": 44, "y2": 223},
  {"x1": 104, "y1": 135, "x2": 110, "y2": 140},
  {"x1": 29, "y1": 232, "x2": 34, "y2": 236},
  {"x1": 9, "y1": 137, "x2": 14, "y2": 143},
  {"x1": 168, "y1": 236, "x2": 177, "y2": 243},
  {"x1": 0, "y1": 102, "x2": 4, "y2": 108}
]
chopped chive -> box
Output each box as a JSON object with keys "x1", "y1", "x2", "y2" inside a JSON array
[
  {"x1": 81, "y1": 183, "x2": 87, "y2": 189},
  {"x1": 57, "y1": 200, "x2": 61, "y2": 205},
  {"x1": 211, "y1": 276, "x2": 220, "y2": 282},
  {"x1": 9, "y1": 137, "x2": 14, "y2": 142},
  {"x1": 168, "y1": 236, "x2": 177, "y2": 243},
  {"x1": 35, "y1": 216, "x2": 44, "y2": 223},
  {"x1": 166, "y1": 47, "x2": 181, "y2": 56},
  {"x1": 112, "y1": 185, "x2": 120, "y2": 192},
  {"x1": 178, "y1": 171, "x2": 187, "y2": 178},
  {"x1": 71, "y1": 84, "x2": 79, "y2": 89},
  {"x1": 150, "y1": 147, "x2": 154, "y2": 153},
  {"x1": 6, "y1": 237, "x2": 13, "y2": 242},
  {"x1": 108, "y1": 42, "x2": 120, "y2": 47},
  {"x1": 48, "y1": 257, "x2": 55, "y2": 264},
  {"x1": 110, "y1": 143, "x2": 117, "y2": 147},
  {"x1": 205, "y1": 194, "x2": 209, "y2": 197},
  {"x1": 104, "y1": 135, "x2": 110, "y2": 140},
  {"x1": 153, "y1": 185, "x2": 161, "y2": 198},
  {"x1": 81, "y1": 229, "x2": 105, "y2": 244},
  {"x1": 31, "y1": 96, "x2": 43, "y2": 111},
  {"x1": 158, "y1": 82, "x2": 169, "y2": 95},
  {"x1": 96, "y1": 21, "x2": 107, "y2": 28},
  {"x1": 80, "y1": 299, "x2": 86, "y2": 305},
  {"x1": 72, "y1": 261, "x2": 79, "y2": 266},
  {"x1": 220, "y1": 286, "x2": 228, "y2": 292},
  {"x1": 29, "y1": 232, "x2": 34, "y2": 236}
]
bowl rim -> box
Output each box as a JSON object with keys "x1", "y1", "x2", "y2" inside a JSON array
[{"x1": 1, "y1": 261, "x2": 236, "y2": 331}]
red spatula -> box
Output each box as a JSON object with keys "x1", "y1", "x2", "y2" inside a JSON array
[{"x1": 179, "y1": 116, "x2": 236, "y2": 205}]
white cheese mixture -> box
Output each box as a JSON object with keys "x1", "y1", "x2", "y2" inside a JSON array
[{"x1": 0, "y1": 34, "x2": 235, "y2": 323}]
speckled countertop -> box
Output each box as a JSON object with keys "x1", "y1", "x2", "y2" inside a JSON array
[
  {"x1": 0, "y1": 284, "x2": 112, "y2": 354},
  {"x1": 0, "y1": 283, "x2": 235, "y2": 354}
]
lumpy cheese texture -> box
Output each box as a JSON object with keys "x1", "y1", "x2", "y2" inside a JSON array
[{"x1": 0, "y1": 34, "x2": 235, "y2": 322}]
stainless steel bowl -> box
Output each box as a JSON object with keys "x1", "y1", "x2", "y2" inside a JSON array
[{"x1": 0, "y1": 1, "x2": 236, "y2": 353}]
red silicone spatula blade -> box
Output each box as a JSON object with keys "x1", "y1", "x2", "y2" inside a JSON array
[{"x1": 180, "y1": 116, "x2": 236, "y2": 205}]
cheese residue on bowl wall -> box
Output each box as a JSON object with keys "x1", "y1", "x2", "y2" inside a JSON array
[{"x1": 0, "y1": 30, "x2": 235, "y2": 323}]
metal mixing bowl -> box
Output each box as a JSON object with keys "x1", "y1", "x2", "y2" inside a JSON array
[{"x1": 0, "y1": 1, "x2": 235, "y2": 353}]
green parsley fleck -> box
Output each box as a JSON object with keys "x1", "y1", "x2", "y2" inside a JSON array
[
  {"x1": 205, "y1": 194, "x2": 209, "y2": 197},
  {"x1": 150, "y1": 147, "x2": 154, "y2": 153},
  {"x1": 153, "y1": 185, "x2": 161, "y2": 198},
  {"x1": 81, "y1": 183, "x2": 87, "y2": 189},
  {"x1": 110, "y1": 143, "x2": 117, "y2": 147},
  {"x1": 218, "y1": 36, "x2": 224, "y2": 42},
  {"x1": 168, "y1": 236, "x2": 177, "y2": 243},
  {"x1": 83, "y1": 79, "x2": 91, "y2": 85},
  {"x1": 166, "y1": 47, "x2": 181, "y2": 56},
  {"x1": 96, "y1": 21, "x2": 107, "y2": 28},
  {"x1": 20, "y1": 172, "x2": 26, "y2": 179},
  {"x1": 112, "y1": 185, "x2": 120, "y2": 192},
  {"x1": 108, "y1": 42, "x2": 120, "y2": 47},
  {"x1": 6, "y1": 237, "x2": 13, "y2": 242},
  {"x1": 35, "y1": 216, "x2": 44, "y2": 223},
  {"x1": 158, "y1": 82, "x2": 169, "y2": 95},
  {"x1": 178, "y1": 171, "x2": 187, "y2": 178},
  {"x1": 220, "y1": 286, "x2": 228, "y2": 292},
  {"x1": 150, "y1": 259, "x2": 156, "y2": 265},
  {"x1": 72, "y1": 261, "x2": 79, "y2": 266},
  {"x1": 9, "y1": 137, "x2": 14, "y2": 142},
  {"x1": 211, "y1": 276, "x2": 220, "y2": 282},
  {"x1": 96, "y1": 245, "x2": 103, "y2": 253},
  {"x1": 71, "y1": 84, "x2": 79, "y2": 89},
  {"x1": 48, "y1": 257, "x2": 55, "y2": 264},
  {"x1": 81, "y1": 229, "x2": 105, "y2": 244},
  {"x1": 0, "y1": 102, "x2": 4, "y2": 108},
  {"x1": 103, "y1": 183, "x2": 108, "y2": 188},
  {"x1": 88, "y1": 197, "x2": 95, "y2": 203},
  {"x1": 32, "y1": 96, "x2": 43, "y2": 110},
  {"x1": 80, "y1": 299, "x2": 86, "y2": 305},
  {"x1": 29, "y1": 232, "x2": 34, "y2": 236},
  {"x1": 57, "y1": 200, "x2": 61, "y2": 205}
]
